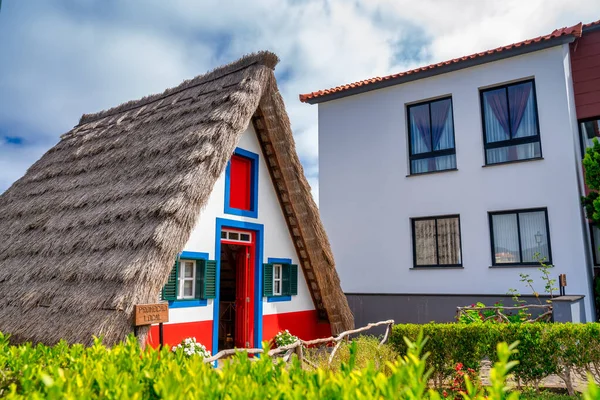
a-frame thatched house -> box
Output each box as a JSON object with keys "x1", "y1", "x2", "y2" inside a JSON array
[{"x1": 0, "y1": 52, "x2": 353, "y2": 350}]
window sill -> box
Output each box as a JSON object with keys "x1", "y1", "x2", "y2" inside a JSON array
[
  {"x1": 406, "y1": 168, "x2": 458, "y2": 178},
  {"x1": 224, "y1": 207, "x2": 258, "y2": 219},
  {"x1": 489, "y1": 264, "x2": 548, "y2": 269},
  {"x1": 168, "y1": 299, "x2": 208, "y2": 308},
  {"x1": 267, "y1": 296, "x2": 292, "y2": 303},
  {"x1": 482, "y1": 157, "x2": 544, "y2": 168},
  {"x1": 410, "y1": 266, "x2": 464, "y2": 270}
]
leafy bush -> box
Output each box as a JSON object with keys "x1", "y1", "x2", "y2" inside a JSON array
[
  {"x1": 0, "y1": 330, "x2": 526, "y2": 399},
  {"x1": 3, "y1": 329, "x2": 600, "y2": 399},
  {"x1": 391, "y1": 323, "x2": 490, "y2": 387},
  {"x1": 274, "y1": 329, "x2": 298, "y2": 347},
  {"x1": 304, "y1": 335, "x2": 399, "y2": 375},
  {"x1": 391, "y1": 322, "x2": 600, "y2": 394}
]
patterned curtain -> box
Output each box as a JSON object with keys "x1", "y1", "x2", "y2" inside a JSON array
[
  {"x1": 437, "y1": 217, "x2": 461, "y2": 264},
  {"x1": 414, "y1": 218, "x2": 460, "y2": 265},
  {"x1": 414, "y1": 220, "x2": 437, "y2": 265}
]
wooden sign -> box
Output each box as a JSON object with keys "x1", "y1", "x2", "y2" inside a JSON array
[
  {"x1": 134, "y1": 303, "x2": 169, "y2": 326},
  {"x1": 559, "y1": 274, "x2": 567, "y2": 287}
]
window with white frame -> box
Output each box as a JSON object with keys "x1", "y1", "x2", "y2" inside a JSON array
[
  {"x1": 178, "y1": 260, "x2": 196, "y2": 299},
  {"x1": 273, "y1": 264, "x2": 282, "y2": 295},
  {"x1": 220, "y1": 229, "x2": 252, "y2": 243}
]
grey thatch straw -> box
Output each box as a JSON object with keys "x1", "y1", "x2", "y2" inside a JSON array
[{"x1": 0, "y1": 51, "x2": 353, "y2": 346}]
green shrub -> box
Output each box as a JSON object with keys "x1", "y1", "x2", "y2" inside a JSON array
[
  {"x1": 304, "y1": 335, "x2": 399, "y2": 375},
  {"x1": 391, "y1": 323, "x2": 490, "y2": 387},
  {"x1": 0, "y1": 330, "x2": 521, "y2": 399},
  {"x1": 391, "y1": 322, "x2": 600, "y2": 393},
  {"x1": 3, "y1": 328, "x2": 600, "y2": 399}
]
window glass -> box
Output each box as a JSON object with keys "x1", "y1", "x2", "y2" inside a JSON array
[
  {"x1": 408, "y1": 98, "x2": 456, "y2": 174},
  {"x1": 481, "y1": 80, "x2": 540, "y2": 165},
  {"x1": 490, "y1": 209, "x2": 551, "y2": 265},
  {"x1": 414, "y1": 219, "x2": 437, "y2": 265},
  {"x1": 592, "y1": 225, "x2": 600, "y2": 265},
  {"x1": 492, "y1": 214, "x2": 520, "y2": 264},
  {"x1": 437, "y1": 217, "x2": 461, "y2": 265},
  {"x1": 580, "y1": 119, "x2": 600, "y2": 156},
  {"x1": 178, "y1": 260, "x2": 196, "y2": 299},
  {"x1": 273, "y1": 264, "x2": 282, "y2": 296},
  {"x1": 413, "y1": 216, "x2": 461, "y2": 267},
  {"x1": 183, "y1": 281, "x2": 193, "y2": 297},
  {"x1": 519, "y1": 211, "x2": 549, "y2": 262}
]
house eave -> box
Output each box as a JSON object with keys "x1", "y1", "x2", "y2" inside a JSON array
[{"x1": 305, "y1": 35, "x2": 576, "y2": 105}]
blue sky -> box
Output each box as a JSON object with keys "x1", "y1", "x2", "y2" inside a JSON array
[{"x1": 0, "y1": 0, "x2": 598, "y2": 201}]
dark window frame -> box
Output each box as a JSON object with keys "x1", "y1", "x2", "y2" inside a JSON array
[
  {"x1": 578, "y1": 116, "x2": 600, "y2": 159},
  {"x1": 488, "y1": 207, "x2": 552, "y2": 266},
  {"x1": 479, "y1": 79, "x2": 543, "y2": 165},
  {"x1": 411, "y1": 214, "x2": 463, "y2": 268},
  {"x1": 589, "y1": 223, "x2": 600, "y2": 267},
  {"x1": 407, "y1": 96, "x2": 457, "y2": 175}
]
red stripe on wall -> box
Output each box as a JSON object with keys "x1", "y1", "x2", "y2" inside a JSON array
[
  {"x1": 263, "y1": 310, "x2": 331, "y2": 343},
  {"x1": 147, "y1": 320, "x2": 213, "y2": 352}
]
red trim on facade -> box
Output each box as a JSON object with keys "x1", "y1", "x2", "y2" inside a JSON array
[
  {"x1": 229, "y1": 154, "x2": 252, "y2": 210},
  {"x1": 147, "y1": 320, "x2": 213, "y2": 351},
  {"x1": 300, "y1": 23, "x2": 583, "y2": 103},
  {"x1": 263, "y1": 310, "x2": 331, "y2": 342}
]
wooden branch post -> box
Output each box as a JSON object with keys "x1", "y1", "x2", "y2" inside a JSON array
[{"x1": 203, "y1": 319, "x2": 396, "y2": 366}]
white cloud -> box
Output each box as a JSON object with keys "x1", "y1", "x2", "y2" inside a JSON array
[{"x1": 1, "y1": 0, "x2": 599, "y2": 197}]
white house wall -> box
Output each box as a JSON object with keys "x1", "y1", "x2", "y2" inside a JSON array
[
  {"x1": 318, "y1": 44, "x2": 594, "y2": 322},
  {"x1": 151, "y1": 123, "x2": 326, "y2": 349}
]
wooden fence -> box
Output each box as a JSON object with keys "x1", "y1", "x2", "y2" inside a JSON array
[{"x1": 203, "y1": 319, "x2": 395, "y2": 366}]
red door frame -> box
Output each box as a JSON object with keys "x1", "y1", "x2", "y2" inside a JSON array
[{"x1": 221, "y1": 230, "x2": 255, "y2": 348}]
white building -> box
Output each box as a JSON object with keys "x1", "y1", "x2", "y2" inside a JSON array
[{"x1": 301, "y1": 23, "x2": 596, "y2": 324}]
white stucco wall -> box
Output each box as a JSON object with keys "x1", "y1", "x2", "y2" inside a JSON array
[
  {"x1": 166, "y1": 124, "x2": 315, "y2": 325},
  {"x1": 318, "y1": 44, "x2": 595, "y2": 320}
]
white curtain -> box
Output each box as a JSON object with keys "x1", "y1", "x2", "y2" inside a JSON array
[
  {"x1": 411, "y1": 155, "x2": 456, "y2": 174},
  {"x1": 519, "y1": 211, "x2": 548, "y2": 262},
  {"x1": 492, "y1": 214, "x2": 520, "y2": 263},
  {"x1": 487, "y1": 142, "x2": 540, "y2": 164}
]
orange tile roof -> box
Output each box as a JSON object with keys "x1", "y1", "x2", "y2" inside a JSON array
[
  {"x1": 299, "y1": 22, "x2": 585, "y2": 104},
  {"x1": 584, "y1": 18, "x2": 600, "y2": 29}
]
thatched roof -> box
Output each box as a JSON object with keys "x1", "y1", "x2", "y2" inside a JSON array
[{"x1": 0, "y1": 51, "x2": 353, "y2": 346}]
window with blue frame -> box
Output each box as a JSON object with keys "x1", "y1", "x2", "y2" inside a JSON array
[
  {"x1": 408, "y1": 97, "x2": 457, "y2": 175},
  {"x1": 481, "y1": 80, "x2": 542, "y2": 165},
  {"x1": 263, "y1": 258, "x2": 298, "y2": 302},
  {"x1": 161, "y1": 252, "x2": 216, "y2": 307},
  {"x1": 224, "y1": 148, "x2": 259, "y2": 218}
]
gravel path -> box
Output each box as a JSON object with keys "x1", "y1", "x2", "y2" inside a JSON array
[{"x1": 478, "y1": 360, "x2": 588, "y2": 393}]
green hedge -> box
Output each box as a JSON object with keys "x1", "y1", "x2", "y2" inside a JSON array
[
  {"x1": 0, "y1": 330, "x2": 578, "y2": 400},
  {"x1": 391, "y1": 323, "x2": 600, "y2": 390}
]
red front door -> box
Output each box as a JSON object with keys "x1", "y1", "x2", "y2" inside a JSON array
[{"x1": 222, "y1": 230, "x2": 255, "y2": 348}]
